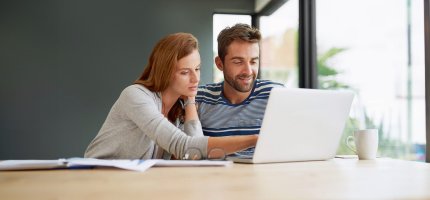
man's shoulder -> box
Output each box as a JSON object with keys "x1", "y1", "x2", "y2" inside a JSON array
[
  {"x1": 198, "y1": 82, "x2": 223, "y2": 90},
  {"x1": 255, "y1": 79, "x2": 284, "y2": 89},
  {"x1": 197, "y1": 82, "x2": 223, "y2": 96},
  {"x1": 247, "y1": 80, "x2": 284, "y2": 100}
]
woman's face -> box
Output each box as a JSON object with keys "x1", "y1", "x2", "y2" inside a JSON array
[{"x1": 168, "y1": 49, "x2": 201, "y2": 97}]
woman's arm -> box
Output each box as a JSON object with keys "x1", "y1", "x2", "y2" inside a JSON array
[
  {"x1": 121, "y1": 86, "x2": 208, "y2": 159},
  {"x1": 121, "y1": 86, "x2": 256, "y2": 159},
  {"x1": 183, "y1": 96, "x2": 258, "y2": 156},
  {"x1": 182, "y1": 96, "x2": 204, "y2": 137},
  {"x1": 184, "y1": 96, "x2": 197, "y2": 122},
  {"x1": 208, "y1": 135, "x2": 258, "y2": 155}
]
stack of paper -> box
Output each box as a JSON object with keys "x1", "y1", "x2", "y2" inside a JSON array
[{"x1": 0, "y1": 158, "x2": 232, "y2": 172}]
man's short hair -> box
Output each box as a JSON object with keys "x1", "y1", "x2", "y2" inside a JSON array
[{"x1": 217, "y1": 23, "x2": 261, "y2": 62}]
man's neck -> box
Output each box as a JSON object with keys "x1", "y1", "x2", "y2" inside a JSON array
[{"x1": 222, "y1": 83, "x2": 253, "y2": 104}]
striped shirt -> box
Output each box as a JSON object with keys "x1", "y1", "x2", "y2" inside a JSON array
[{"x1": 196, "y1": 79, "x2": 284, "y2": 137}]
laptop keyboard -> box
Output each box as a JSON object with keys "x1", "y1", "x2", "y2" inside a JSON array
[{"x1": 228, "y1": 147, "x2": 255, "y2": 159}]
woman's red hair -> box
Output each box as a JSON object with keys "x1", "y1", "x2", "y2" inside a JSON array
[{"x1": 135, "y1": 33, "x2": 199, "y2": 122}]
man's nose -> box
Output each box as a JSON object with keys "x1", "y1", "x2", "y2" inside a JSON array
[{"x1": 243, "y1": 62, "x2": 253, "y2": 75}]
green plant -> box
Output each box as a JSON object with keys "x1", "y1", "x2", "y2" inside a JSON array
[{"x1": 317, "y1": 47, "x2": 350, "y2": 90}]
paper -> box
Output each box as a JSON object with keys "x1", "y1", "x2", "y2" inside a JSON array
[
  {"x1": 0, "y1": 158, "x2": 157, "y2": 172},
  {"x1": 0, "y1": 158, "x2": 232, "y2": 172},
  {"x1": 66, "y1": 158, "x2": 157, "y2": 172},
  {"x1": 153, "y1": 159, "x2": 232, "y2": 167},
  {"x1": 0, "y1": 159, "x2": 67, "y2": 170}
]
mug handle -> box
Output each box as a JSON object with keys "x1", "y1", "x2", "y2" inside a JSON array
[{"x1": 346, "y1": 136, "x2": 357, "y2": 154}]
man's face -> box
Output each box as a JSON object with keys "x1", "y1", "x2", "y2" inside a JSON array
[{"x1": 218, "y1": 40, "x2": 259, "y2": 93}]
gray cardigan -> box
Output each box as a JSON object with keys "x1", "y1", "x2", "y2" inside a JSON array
[{"x1": 84, "y1": 84, "x2": 208, "y2": 159}]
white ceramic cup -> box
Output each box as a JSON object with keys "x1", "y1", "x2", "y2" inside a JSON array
[{"x1": 346, "y1": 129, "x2": 379, "y2": 160}]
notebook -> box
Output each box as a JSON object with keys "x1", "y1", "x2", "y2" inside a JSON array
[{"x1": 227, "y1": 88, "x2": 354, "y2": 164}]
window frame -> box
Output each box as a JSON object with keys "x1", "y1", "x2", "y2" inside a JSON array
[{"x1": 424, "y1": 0, "x2": 430, "y2": 163}]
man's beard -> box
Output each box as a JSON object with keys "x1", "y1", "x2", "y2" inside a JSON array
[{"x1": 224, "y1": 73, "x2": 256, "y2": 93}]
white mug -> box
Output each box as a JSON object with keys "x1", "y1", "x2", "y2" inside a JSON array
[{"x1": 346, "y1": 129, "x2": 379, "y2": 160}]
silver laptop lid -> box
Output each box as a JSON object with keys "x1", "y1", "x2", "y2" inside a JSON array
[{"x1": 251, "y1": 88, "x2": 354, "y2": 163}]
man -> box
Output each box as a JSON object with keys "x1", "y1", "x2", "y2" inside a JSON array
[{"x1": 196, "y1": 23, "x2": 283, "y2": 141}]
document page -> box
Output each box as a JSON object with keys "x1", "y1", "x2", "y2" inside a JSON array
[
  {"x1": 153, "y1": 159, "x2": 232, "y2": 167},
  {"x1": 0, "y1": 159, "x2": 67, "y2": 170},
  {"x1": 0, "y1": 158, "x2": 232, "y2": 171}
]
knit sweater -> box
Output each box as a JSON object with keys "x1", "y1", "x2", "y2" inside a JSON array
[{"x1": 84, "y1": 84, "x2": 208, "y2": 160}]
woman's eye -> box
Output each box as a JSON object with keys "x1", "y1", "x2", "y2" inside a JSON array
[{"x1": 180, "y1": 71, "x2": 189, "y2": 75}]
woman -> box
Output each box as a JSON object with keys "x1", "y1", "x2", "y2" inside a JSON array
[{"x1": 84, "y1": 33, "x2": 257, "y2": 160}]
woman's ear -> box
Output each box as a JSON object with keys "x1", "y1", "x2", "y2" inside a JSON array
[{"x1": 215, "y1": 56, "x2": 223, "y2": 71}]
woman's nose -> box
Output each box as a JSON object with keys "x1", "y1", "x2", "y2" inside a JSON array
[{"x1": 191, "y1": 71, "x2": 199, "y2": 83}]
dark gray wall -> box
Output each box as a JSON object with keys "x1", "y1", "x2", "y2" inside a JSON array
[{"x1": 0, "y1": 0, "x2": 254, "y2": 159}]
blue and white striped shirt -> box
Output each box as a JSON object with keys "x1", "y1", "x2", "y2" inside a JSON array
[{"x1": 196, "y1": 79, "x2": 284, "y2": 137}]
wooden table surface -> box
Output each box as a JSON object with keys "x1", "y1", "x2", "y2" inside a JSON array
[{"x1": 1, "y1": 158, "x2": 430, "y2": 200}]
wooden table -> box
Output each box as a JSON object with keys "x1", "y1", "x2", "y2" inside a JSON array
[{"x1": 1, "y1": 158, "x2": 430, "y2": 199}]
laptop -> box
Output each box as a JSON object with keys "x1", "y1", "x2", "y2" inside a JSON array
[{"x1": 227, "y1": 88, "x2": 354, "y2": 164}]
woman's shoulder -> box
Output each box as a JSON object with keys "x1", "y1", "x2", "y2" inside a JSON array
[
  {"x1": 123, "y1": 84, "x2": 151, "y2": 93},
  {"x1": 120, "y1": 84, "x2": 160, "y2": 103}
]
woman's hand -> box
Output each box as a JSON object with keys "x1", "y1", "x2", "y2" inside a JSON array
[
  {"x1": 180, "y1": 95, "x2": 196, "y2": 108},
  {"x1": 180, "y1": 95, "x2": 195, "y2": 101},
  {"x1": 207, "y1": 134, "x2": 259, "y2": 155},
  {"x1": 182, "y1": 96, "x2": 198, "y2": 122}
]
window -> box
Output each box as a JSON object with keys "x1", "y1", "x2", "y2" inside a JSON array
[
  {"x1": 259, "y1": 0, "x2": 299, "y2": 87},
  {"x1": 316, "y1": 0, "x2": 425, "y2": 161}
]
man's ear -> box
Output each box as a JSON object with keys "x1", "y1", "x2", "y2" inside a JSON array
[{"x1": 215, "y1": 56, "x2": 223, "y2": 71}]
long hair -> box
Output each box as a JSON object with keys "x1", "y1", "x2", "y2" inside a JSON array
[{"x1": 135, "y1": 33, "x2": 199, "y2": 122}]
